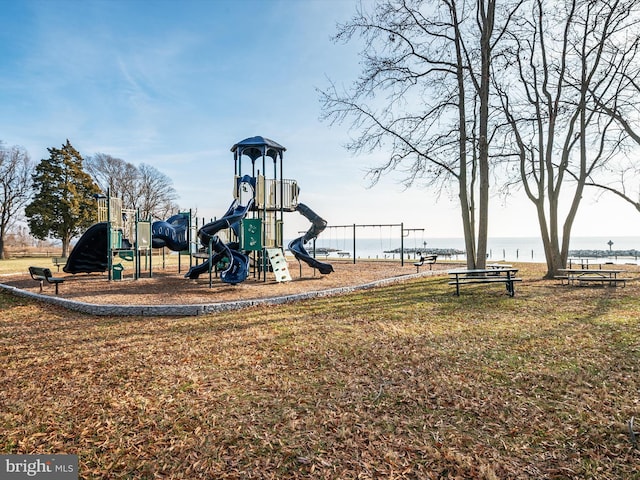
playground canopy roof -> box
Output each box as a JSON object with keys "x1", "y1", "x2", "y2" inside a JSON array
[{"x1": 231, "y1": 136, "x2": 286, "y2": 162}]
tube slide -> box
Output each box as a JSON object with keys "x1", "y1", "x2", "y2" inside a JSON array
[
  {"x1": 152, "y1": 213, "x2": 190, "y2": 251},
  {"x1": 184, "y1": 176, "x2": 255, "y2": 284},
  {"x1": 184, "y1": 201, "x2": 252, "y2": 282},
  {"x1": 287, "y1": 203, "x2": 334, "y2": 275},
  {"x1": 183, "y1": 237, "x2": 231, "y2": 280}
]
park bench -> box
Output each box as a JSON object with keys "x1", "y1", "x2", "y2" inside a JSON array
[
  {"x1": 414, "y1": 254, "x2": 437, "y2": 272},
  {"x1": 448, "y1": 267, "x2": 522, "y2": 297},
  {"x1": 28, "y1": 266, "x2": 64, "y2": 295},
  {"x1": 52, "y1": 256, "x2": 67, "y2": 272}
]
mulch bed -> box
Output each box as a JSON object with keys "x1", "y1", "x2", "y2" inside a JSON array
[{"x1": 1, "y1": 260, "x2": 450, "y2": 306}]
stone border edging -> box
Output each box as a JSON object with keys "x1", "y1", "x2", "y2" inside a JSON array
[{"x1": 0, "y1": 271, "x2": 438, "y2": 317}]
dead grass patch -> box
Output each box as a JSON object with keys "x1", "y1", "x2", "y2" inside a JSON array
[{"x1": 1, "y1": 262, "x2": 639, "y2": 478}]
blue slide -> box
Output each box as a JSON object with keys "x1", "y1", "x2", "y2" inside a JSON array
[
  {"x1": 184, "y1": 175, "x2": 255, "y2": 284},
  {"x1": 288, "y1": 203, "x2": 334, "y2": 275},
  {"x1": 184, "y1": 199, "x2": 252, "y2": 283},
  {"x1": 148, "y1": 175, "x2": 255, "y2": 284},
  {"x1": 152, "y1": 213, "x2": 190, "y2": 251}
]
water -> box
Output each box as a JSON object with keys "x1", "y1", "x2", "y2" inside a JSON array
[{"x1": 291, "y1": 236, "x2": 640, "y2": 263}]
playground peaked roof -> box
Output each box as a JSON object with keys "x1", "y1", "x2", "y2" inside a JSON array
[{"x1": 231, "y1": 136, "x2": 286, "y2": 162}]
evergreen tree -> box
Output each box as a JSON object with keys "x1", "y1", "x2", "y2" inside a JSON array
[{"x1": 25, "y1": 140, "x2": 101, "y2": 256}]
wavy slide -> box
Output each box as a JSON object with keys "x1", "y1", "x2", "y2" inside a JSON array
[
  {"x1": 288, "y1": 203, "x2": 334, "y2": 275},
  {"x1": 63, "y1": 222, "x2": 110, "y2": 274}
]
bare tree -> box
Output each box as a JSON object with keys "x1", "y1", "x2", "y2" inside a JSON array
[
  {"x1": 84, "y1": 153, "x2": 140, "y2": 208},
  {"x1": 320, "y1": 0, "x2": 521, "y2": 269},
  {"x1": 137, "y1": 163, "x2": 179, "y2": 220},
  {"x1": 496, "y1": 0, "x2": 639, "y2": 277},
  {"x1": 85, "y1": 154, "x2": 179, "y2": 220},
  {"x1": 0, "y1": 143, "x2": 34, "y2": 259},
  {"x1": 582, "y1": 21, "x2": 640, "y2": 210}
]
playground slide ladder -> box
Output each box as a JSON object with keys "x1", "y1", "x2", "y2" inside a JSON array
[{"x1": 266, "y1": 248, "x2": 292, "y2": 283}]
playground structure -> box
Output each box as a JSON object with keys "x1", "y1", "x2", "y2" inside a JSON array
[
  {"x1": 62, "y1": 136, "x2": 334, "y2": 285},
  {"x1": 63, "y1": 194, "x2": 152, "y2": 279},
  {"x1": 180, "y1": 136, "x2": 334, "y2": 283},
  {"x1": 100, "y1": 194, "x2": 152, "y2": 281}
]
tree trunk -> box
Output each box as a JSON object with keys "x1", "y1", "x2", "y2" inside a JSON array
[
  {"x1": 62, "y1": 235, "x2": 71, "y2": 258},
  {"x1": 460, "y1": 183, "x2": 476, "y2": 270},
  {"x1": 475, "y1": 0, "x2": 494, "y2": 270}
]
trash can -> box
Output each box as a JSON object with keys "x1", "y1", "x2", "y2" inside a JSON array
[{"x1": 112, "y1": 263, "x2": 124, "y2": 281}]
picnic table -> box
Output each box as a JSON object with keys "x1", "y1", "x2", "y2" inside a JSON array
[
  {"x1": 486, "y1": 263, "x2": 512, "y2": 270},
  {"x1": 448, "y1": 267, "x2": 521, "y2": 297},
  {"x1": 52, "y1": 256, "x2": 67, "y2": 272},
  {"x1": 556, "y1": 268, "x2": 630, "y2": 287}
]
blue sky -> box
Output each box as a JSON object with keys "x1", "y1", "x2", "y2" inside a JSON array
[{"x1": 2, "y1": 0, "x2": 639, "y2": 242}]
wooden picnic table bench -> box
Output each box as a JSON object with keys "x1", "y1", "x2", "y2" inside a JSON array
[
  {"x1": 448, "y1": 267, "x2": 522, "y2": 297},
  {"x1": 29, "y1": 266, "x2": 65, "y2": 295},
  {"x1": 556, "y1": 268, "x2": 630, "y2": 287},
  {"x1": 414, "y1": 254, "x2": 437, "y2": 272}
]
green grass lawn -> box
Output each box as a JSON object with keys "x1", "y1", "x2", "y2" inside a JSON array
[
  {"x1": 1, "y1": 261, "x2": 639, "y2": 479},
  {"x1": 0, "y1": 252, "x2": 186, "y2": 276}
]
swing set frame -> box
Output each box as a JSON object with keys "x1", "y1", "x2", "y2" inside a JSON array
[{"x1": 314, "y1": 223, "x2": 425, "y2": 266}]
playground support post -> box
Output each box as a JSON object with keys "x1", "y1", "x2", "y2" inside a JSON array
[
  {"x1": 353, "y1": 224, "x2": 356, "y2": 265},
  {"x1": 401, "y1": 222, "x2": 404, "y2": 267},
  {"x1": 107, "y1": 192, "x2": 112, "y2": 281}
]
